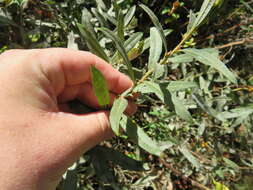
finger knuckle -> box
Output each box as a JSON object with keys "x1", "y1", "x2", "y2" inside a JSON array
[{"x1": 95, "y1": 113, "x2": 109, "y2": 134}]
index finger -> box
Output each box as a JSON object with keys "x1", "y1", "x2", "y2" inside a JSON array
[{"x1": 38, "y1": 48, "x2": 133, "y2": 95}]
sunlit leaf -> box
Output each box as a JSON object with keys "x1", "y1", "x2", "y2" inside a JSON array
[
  {"x1": 217, "y1": 106, "x2": 253, "y2": 120},
  {"x1": 153, "y1": 63, "x2": 166, "y2": 80},
  {"x1": 100, "y1": 9, "x2": 117, "y2": 25},
  {"x1": 168, "y1": 54, "x2": 194, "y2": 64},
  {"x1": 201, "y1": 48, "x2": 220, "y2": 57},
  {"x1": 109, "y1": 97, "x2": 128, "y2": 136},
  {"x1": 135, "y1": 81, "x2": 194, "y2": 121},
  {"x1": 223, "y1": 157, "x2": 239, "y2": 169},
  {"x1": 121, "y1": 116, "x2": 168, "y2": 157},
  {"x1": 135, "y1": 81, "x2": 197, "y2": 102},
  {"x1": 67, "y1": 31, "x2": 78, "y2": 50},
  {"x1": 124, "y1": 5, "x2": 136, "y2": 27},
  {"x1": 134, "y1": 81, "x2": 164, "y2": 102},
  {"x1": 171, "y1": 93, "x2": 193, "y2": 122},
  {"x1": 95, "y1": 0, "x2": 110, "y2": 11},
  {"x1": 148, "y1": 27, "x2": 163, "y2": 70},
  {"x1": 189, "y1": 0, "x2": 216, "y2": 32},
  {"x1": 90, "y1": 66, "x2": 110, "y2": 107},
  {"x1": 187, "y1": 10, "x2": 197, "y2": 33},
  {"x1": 166, "y1": 81, "x2": 198, "y2": 92},
  {"x1": 183, "y1": 48, "x2": 237, "y2": 83},
  {"x1": 179, "y1": 145, "x2": 201, "y2": 169},
  {"x1": 143, "y1": 29, "x2": 173, "y2": 53},
  {"x1": 139, "y1": 4, "x2": 168, "y2": 52}
]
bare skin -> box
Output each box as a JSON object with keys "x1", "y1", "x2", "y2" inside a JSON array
[{"x1": 0, "y1": 48, "x2": 136, "y2": 190}]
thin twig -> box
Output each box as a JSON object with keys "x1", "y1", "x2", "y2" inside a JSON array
[
  {"x1": 163, "y1": 32, "x2": 193, "y2": 64},
  {"x1": 220, "y1": 46, "x2": 233, "y2": 60},
  {"x1": 159, "y1": 158, "x2": 211, "y2": 190},
  {"x1": 135, "y1": 31, "x2": 192, "y2": 84},
  {"x1": 215, "y1": 38, "x2": 253, "y2": 49},
  {"x1": 190, "y1": 150, "x2": 213, "y2": 164},
  {"x1": 198, "y1": 18, "x2": 253, "y2": 43},
  {"x1": 137, "y1": 68, "x2": 154, "y2": 84}
]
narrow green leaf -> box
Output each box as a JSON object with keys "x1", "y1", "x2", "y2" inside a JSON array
[
  {"x1": 134, "y1": 81, "x2": 164, "y2": 102},
  {"x1": 241, "y1": 0, "x2": 253, "y2": 13},
  {"x1": 217, "y1": 106, "x2": 253, "y2": 120},
  {"x1": 153, "y1": 63, "x2": 166, "y2": 80},
  {"x1": 77, "y1": 23, "x2": 109, "y2": 62},
  {"x1": 98, "y1": 27, "x2": 135, "y2": 81},
  {"x1": 143, "y1": 29, "x2": 173, "y2": 53},
  {"x1": 171, "y1": 93, "x2": 193, "y2": 122},
  {"x1": 91, "y1": 8, "x2": 108, "y2": 27},
  {"x1": 179, "y1": 145, "x2": 201, "y2": 169},
  {"x1": 117, "y1": 10, "x2": 124, "y2": 41},
  {"x1": 134, "y1": 81, "x2": 197, "y2": 100},
  {"x1": 168, "y1": 54, "x2": 194, "y2": 64},
  {"x1": 202, "y1": 48, "x2": 220, "y2": 57},
  {"x1": 187, "y1": 10, "x2": 197, "y2": 33},
  {"x1": 90, "y1": 66, "x2": 110, "y2": 107},
  {"x1": 101, "y1": 10, "x2": 117, "y2": 25},
  {"x1": 192, "y1": 93, "x2": 221, "y2": 120},
  {"x1": 196, "y1": 0, "x2": 216, "y2": 25},
  {"x1": 96, "y1": 0, "x2": 108, "y2": 10},
  {"x1": 148, "y1": 27, "x2": 163, "y2": 70},
  {"x1": 183, "y1": 48, "x2": 237, "y2": 83},
  {"x1": 124, "y1": 5, "x2": 136, "y2": 27},
  {"x1": 135, "y1": 81, "x2": 193, "y2": 121},
  {"x1": 139, "y1": 4, "x2": 168, "y2": 52},
  {"x1": 111, "y1": 32, "x2": 143, "y2": 63},
  {"x1": 121, "y1": 117, "x2": 167, "y2": 157},
  {"x1": 191, "y1": 0, "x2": 216, "y2": 31},
  {"x1": 109, "y1": 98, "x2": 128, "y2": 136},
  {"x1": 223, "y1": 157, "x2": 239, "y2": 169},
  {"x1": 197, "y1": 123, "x2": 206, "y2": 137},
  {"x1": 124, "y1": 32, "x2": 143, "y2": 52}
]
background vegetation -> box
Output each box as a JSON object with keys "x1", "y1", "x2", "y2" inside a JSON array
[{"x1": 0, "y1": 0, "x2": 253, "y2": 189}]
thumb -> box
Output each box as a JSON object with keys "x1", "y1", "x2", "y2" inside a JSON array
[
  {"x1": 33, "y1": 111, "x2": 113, "y2": 185},
  {"x1": 46, "y1": 111, "x2": 113, "y2": 162}
]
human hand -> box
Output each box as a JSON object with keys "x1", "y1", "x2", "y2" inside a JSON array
[{"x1": 0, "y1": 48, "x2": 136, "y2": 190}]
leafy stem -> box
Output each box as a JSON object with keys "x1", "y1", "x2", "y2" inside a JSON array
[
  {"x1": 137, "y1": 68, "x2": 154, "y2": 85},
  {"x1": 164, "y1": 31, "x2": 193, "y2": 60},
  {"x1": 135, "y1": 30, "x2": 194, "y2": 85}
]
